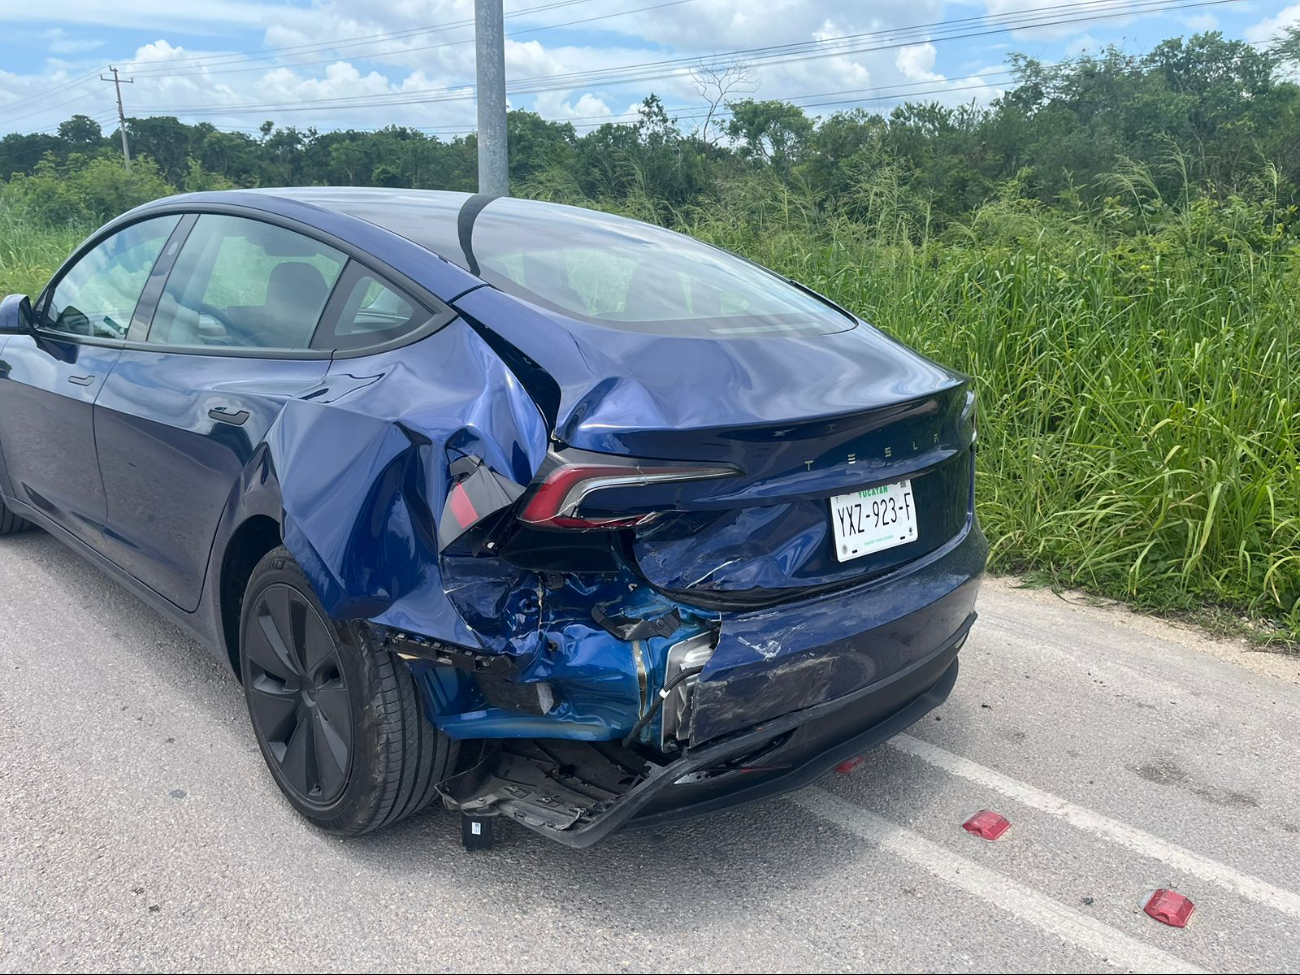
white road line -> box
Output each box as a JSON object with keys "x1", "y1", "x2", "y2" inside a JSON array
[
  {"x1": 891, "y1": 733, "x2": 1300, "y2": 921},
  {"x1": 792, "y1": 789, "x2": 1206, "y2": 975}
]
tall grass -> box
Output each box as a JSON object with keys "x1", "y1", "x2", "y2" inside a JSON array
[
  {"x1": 678, "y1": 175, "x2": 1300, "y2": 637},
  {"x1": 0, "y1": 209, "x2": 85, "y2": 297}
]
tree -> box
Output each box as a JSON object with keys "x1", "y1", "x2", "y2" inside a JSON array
[
  {"x1": 328, "y1": 139, "x2": 370, "y2": 185},
  {"x1": 124, "y1": 116, "x2": 193, "y2": 186},
  {"x1": 690, "y1": 60, "x2": 756, "y2": 146},
  {"x1": 57, "y1": 115, "x2": 103, "y2": 150},
  {"x1": 506, "y1": 110, "x2": 576, "y2": 184},
  {"x1": 725, "y1": 99, "x2": 813, "y2": 173},
  {"x1": 0, "y1": 132, "x2": 62, "y2": 179}
]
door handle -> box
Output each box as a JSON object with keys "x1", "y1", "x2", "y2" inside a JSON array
[
  {"x1": 208, "y1": 406, "x2": 250, "y2": 426},
  {"x1": 67, "y1": 374, "x2": 94, "y2": 386}
]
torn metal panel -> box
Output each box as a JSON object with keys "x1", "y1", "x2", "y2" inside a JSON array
[
  {"x1": 267, "y1": 319, "x2": 548, "y2": 642},
  {"x1": 437, "y1": 622, "x2": 970, "y2": 848},
  {"x1": 408, "y1": 564, "x2": 719, "y2": 742}
]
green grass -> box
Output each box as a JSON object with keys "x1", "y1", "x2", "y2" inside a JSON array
[
  {"x1": 3, "y1": 190, "x2": 1298, "y2": 640},
  {"x1": 0, "y1": 210, "x2": 86, "y2": 298}
]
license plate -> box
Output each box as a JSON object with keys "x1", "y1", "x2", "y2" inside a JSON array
[{"x1": 830, "y1": 480, "x2": 918, "y2": 562}]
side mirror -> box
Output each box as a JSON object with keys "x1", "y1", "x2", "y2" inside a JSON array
[{"x1": 0, "y1": 294, "x2": 34, "y2": 335}]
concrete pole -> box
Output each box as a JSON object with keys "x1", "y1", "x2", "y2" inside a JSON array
[
  {"x1": 100, "y1": 66, "x2": 134, "y2": 171},
  {"x1": 474, "y1": 0, "x2": 509, "y2": 196}
]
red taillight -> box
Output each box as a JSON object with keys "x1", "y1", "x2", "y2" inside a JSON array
[{"x1": 518, "y1": 459, "x2": 736, "y2": 530}]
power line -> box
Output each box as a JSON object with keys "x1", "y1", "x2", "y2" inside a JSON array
[
  {"x1": 17, "y1": 32, "x2": 1260, "y2": 142},
  {"x1": 485, "y1": 0, "x2": 1238, "y2": 101},
  {"x1": 127, "y1": 0, "x2": 703, "y2": 80},
  {"x1": 121, "y1": 0, "x2": 601, "y2": 75},
  {"x1": 141, "y1": 0, "x2": 1240, "y2": 119},
  {"x1": 409, "y1": 67, "x2": 1021, "y2": 133},
  {"x1": 23, "y1": 28, "x2": 1269, "y2": 142},
  {"x1": 0, "y1": 87, "x2": 103, "y2": 127},
  {"x1": 0, "y1": 70, "x2": 106, "y2": 123},
  {"x1": 0, "y1": 0, "x2": 602, "y2": 122},
  {"x1": 28, "y1": 109, "x2": 120, "y2": 136},
  {"x1": 145, "y1": 0, "x2": 1135, "y2": 104},
  {"x1": 0, "y1": 0, "x2": 1251, "y2": 134}
]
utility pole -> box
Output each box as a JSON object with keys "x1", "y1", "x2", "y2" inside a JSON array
[
  {"x1": 100, "y1": 66, "x2": 134, "y2": 170},
  {"x1": 474, "y1": 0, "x2": 508, "y2": 196}
]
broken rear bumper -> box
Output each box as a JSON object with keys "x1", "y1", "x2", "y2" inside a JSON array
[{"x1": 437, "y1": 607, "x2": 973, "y2": 848}]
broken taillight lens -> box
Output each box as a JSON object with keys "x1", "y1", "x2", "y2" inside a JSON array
[{"x1": 518, "y1": 453, "x2": 737, "y2": 530}]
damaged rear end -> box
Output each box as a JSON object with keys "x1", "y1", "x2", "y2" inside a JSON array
[
  {"x1": 301, "y1": 196, "x2": 986, "y2": 846},
  {"x1": 424, "y1": 364, "x2": 984, "y2": 846}
]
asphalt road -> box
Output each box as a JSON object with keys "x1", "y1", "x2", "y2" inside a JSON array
[{"x1": 2, "y1": 530, "x2": 1298, "y2": 974}]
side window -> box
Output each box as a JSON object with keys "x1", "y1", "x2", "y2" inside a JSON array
[
  {"x1": 314, "y1": 265, "x2": 432, "y2": 352},
  {"x1": 44, "y1": 215, "x2": 181, "y2": 339},
  {"x1": 148, "y1": 214, "x2": 345, "y2": 350}
]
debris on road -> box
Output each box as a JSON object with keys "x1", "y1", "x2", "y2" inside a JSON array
[
  {"x1": 962, "y1": 810, "x2": 1011, "y2": 840},
  {"x1": 1144, "y1": 888, "x2": 1195, "y2": 927}
]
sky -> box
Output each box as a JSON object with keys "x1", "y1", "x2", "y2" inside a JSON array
[{"x1": 0, "y1": 0, "x2": 1296, "y2": 140}]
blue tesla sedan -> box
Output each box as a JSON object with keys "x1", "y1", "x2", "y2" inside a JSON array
[{"x1": 0, "y1": 189, "x2": 985, "y2": 847}]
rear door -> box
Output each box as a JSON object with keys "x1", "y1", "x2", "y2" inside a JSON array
[
  {"x1": 0, "y1": 215, "x2": 181, "y2": 545},
  {"x1": 94, "y1": 213, "x2": 342, "y2": 611}
]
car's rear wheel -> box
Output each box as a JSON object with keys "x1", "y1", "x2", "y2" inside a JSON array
[{"x1": 239, "y1": 546, "x2": 454, "y2": 834}]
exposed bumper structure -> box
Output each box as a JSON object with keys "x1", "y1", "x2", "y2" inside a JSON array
[{"x1": 436, "y1": 598, "x2": 976, "y2": 848}]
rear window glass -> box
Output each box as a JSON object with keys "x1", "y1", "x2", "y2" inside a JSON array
[
  {"x1": 316, "y1": 266, "x2": 433, "y2": 352},
  {"x1": 337, "y1": 274, "x2": 419, "y2": 337},
  {"x1": 467, "y1": 200, "x2": 854, "y2": 337}
]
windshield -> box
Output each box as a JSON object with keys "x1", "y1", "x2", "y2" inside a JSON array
[{"x1": 467, "y1": 199, "x2": 855, "y2": 338}]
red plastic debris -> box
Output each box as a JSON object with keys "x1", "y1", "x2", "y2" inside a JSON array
[
  {"x1": 834, "y1": 756, "x2": 865, "y2": 774},
  {"x1": 447, "y1": 482, "x2": 479, "y2": 528},
  {"x1": 962, "y1": 810, "x2": 1011, "y2": 840},
  {"x1": 1143, "y1": 889, "x2": 1194, "y2": 927}
]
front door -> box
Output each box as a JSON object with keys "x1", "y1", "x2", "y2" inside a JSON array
[
  {"x1": 95, "y1": 214, "x2": 342, "y2": 610},
  {"x1": 0, "y1": 215, "x2": 181, "y2": 545}
]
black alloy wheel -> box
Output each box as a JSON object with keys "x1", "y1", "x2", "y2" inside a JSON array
[
  {"x1": 239, "y1": 546, "x2": 455, "y2": 835},
  {"x1": 243, "y1": 582, "x2": 353, "y2": 806}
]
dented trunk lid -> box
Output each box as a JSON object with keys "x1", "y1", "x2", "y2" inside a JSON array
[
  {"x1": 623, "y1": 392, "x2": 975, "y2": 605},
  {"x1": 453, "y1": 286, "x2": 976, "y2": 604}
]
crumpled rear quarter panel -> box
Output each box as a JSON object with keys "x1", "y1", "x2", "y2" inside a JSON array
[
  {"x1": 260, "y1": 316, "x2": 719, "y2": 743},
  {"x1": 267, "y1": 318, "x2": 549, "y2": 644}
]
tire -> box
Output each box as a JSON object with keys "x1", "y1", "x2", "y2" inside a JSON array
[
  {"x1": 239, "y1": 546, "x2": 455, "y2": 835},
  {"x1": 0, "y1": 498, "x2": 34, "y2": 535}
]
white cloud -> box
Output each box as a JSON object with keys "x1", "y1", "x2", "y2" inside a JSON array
[
  {"x1": 1246, "y1": 4, "x2": 1300, "y2": 44},
  {"x1": 39, "y1": 27, "x2": 105, "y2": 56},
  {"x1": 534, "y1": 90, "x2": 613, "y2": 123},
  {"x1": 896, "y1": 43, "x2": 942, "y2": 82}
]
